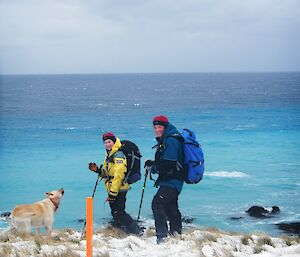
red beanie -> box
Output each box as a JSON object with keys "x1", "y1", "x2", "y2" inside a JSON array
[
  {"x1": 153, "y1": 115, "x2": 169, "y2": 127},
  {"x1": 102, "y1": 132, "x2": 116, "y2": 143}
]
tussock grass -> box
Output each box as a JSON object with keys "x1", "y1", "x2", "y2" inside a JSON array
[
  {"x1": 94, "y1": 252, "x2": 110, "y2": 257},
  {"x1": 34, "y1": 237, "x2": 42, "y2": 254},
  {"x1": 96, "y1": 225, "x2": 127, "y2": 239},
  {"x1": 42, "y1": 248, "x2": 80, "y2": 257},
  {"x1": 257, "y1": 236, "x2": 274, "y2": 247},
  {"x1": 0, "y1": 244, "x2": 13, "y2": 257},
  {"x1": 282, "y1": 235, "x2": 300, "y2": 246},
  {"x1": 193, "y1": 232, "x2": 219, "y2": 251},
  {"x1": 253, "y1": 245, "x2": 264, "y2": 254},
  {"x1": 145, "y1": 227, "x2": 155, "y2": 237},
  {"x1": 241, "y1": 235, "x2": 253, "y2": 245},
  {"x1": 206, "y1": 227, "x2": 222, "y2": 234},
  {"x1": 202, "y1": 233, "x2": 218, "y2": 243},
  {"x1": 0, "y1": 232, "x2": 9, "y2": 243}
]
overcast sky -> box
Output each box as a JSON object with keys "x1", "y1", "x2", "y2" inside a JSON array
[{"x1": 0, "y1": 0, "x2": 299, "y2": 74}]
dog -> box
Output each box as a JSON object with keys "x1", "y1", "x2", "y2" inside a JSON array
[{"x1": 10, "y1": 188, "x2": 64, "y2": 237}]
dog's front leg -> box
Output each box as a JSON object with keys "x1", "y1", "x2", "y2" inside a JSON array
[
  {"x1": 34, "y1": 228, "x2": 40, "y2": 237},
  {"x1": 45, "y1": 226, "x2": 52, "y2": 238}
]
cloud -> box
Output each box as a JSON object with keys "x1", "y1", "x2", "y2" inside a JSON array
[{"x1": 0, "y1": 0, "x2": 299, "y2": 74}]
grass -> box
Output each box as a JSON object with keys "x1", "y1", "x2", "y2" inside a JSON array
[
  {"x1": 241, "y1": 235, "x2": 253, "y2": 245},
  {"x1": 145, "y1": 227, "x2": 155, "y2": 237},
  {"x1": 282, "y1": 235, "x2": 300, "y2": 246},
  {"x1": 257, "y1": 236, "x2": 274, "y2": 247},
  {"x1": 94, "y1": 253, "x2": 110, "y2": 257},
  {"x1": 42, "y1": 248, "x2": 80, "y2": 257},
  {"x1": 0, "y1": 232, "x2": 9, "y2": 243},
  {"x1": 0, "y1": 244, "x2": 13, "y2": 257},
  {"x1": 202, "y1": 233, "x2": 218, "y2": 242},
  {"x1": 253, "y1": 245, "x2": 264, "y2": 254},
  {"x1": 96, "y1": 225, "x2": 127, "y2": 239}
]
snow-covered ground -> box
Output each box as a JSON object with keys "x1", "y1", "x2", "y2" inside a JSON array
[{"x1": 0, "y1": 226, "x2": 299, "y2": 257}]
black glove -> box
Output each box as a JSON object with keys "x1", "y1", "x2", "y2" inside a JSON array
[
  {"x1": 106, "y1": 194, "x2": 117, "y2": 203},
  {"x1": 144, "y1": 160, "x2": 154, "y2": 168}
]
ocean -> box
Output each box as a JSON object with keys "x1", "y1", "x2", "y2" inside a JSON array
[{"x1": 0, "y1": 72, "x2": 299, "y2": 236}]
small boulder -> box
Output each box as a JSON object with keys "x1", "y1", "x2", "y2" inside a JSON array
[
  {"x1": 246, "y1": 206, "x2": 280, "y2": 218},
  {"x1": 276, "y1": 222, "x2": 300, "y2": 235}
]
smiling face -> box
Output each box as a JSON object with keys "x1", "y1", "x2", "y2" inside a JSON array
[
  {"x1": 104, "y1": 139, "x2": 115, "y2": 151},
  {"x1": 154, "y1": 125, "x2": 165, "y2": 138},
  {"x1": 45, "y1": 188, "x2": 64, "y2": 204}
]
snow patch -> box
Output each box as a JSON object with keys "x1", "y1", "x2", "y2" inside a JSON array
[{"x1": 0, "y1": 227, "x2": 299, "y2": 257}]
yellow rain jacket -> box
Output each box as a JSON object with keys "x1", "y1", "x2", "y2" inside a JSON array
[{"x1": 100, "y1": 138, "x2": 130, "y2": 197}]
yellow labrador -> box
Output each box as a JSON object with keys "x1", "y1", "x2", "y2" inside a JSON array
[{"x1": 10, "y1": 188, "x2": 64, "y2": 237}]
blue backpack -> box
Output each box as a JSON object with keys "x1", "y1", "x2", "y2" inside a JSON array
[{"x1": 177, "y1": 128, "x2": 205, "y2": 184}]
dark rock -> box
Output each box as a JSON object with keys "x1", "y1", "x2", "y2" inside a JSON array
[
  {"x1": 246, "y1": 206, "x2": 269, "y2": 218},
  {"x1": 246, "y1": 206, "x2": 280, "y2": 218},
  {"x1": 271, "y1": 206, "x2": 280, "y2": 214},
  {"x1": 0, "y1": 212, "x2": 11, "y2": 218},
  {"x1": 230, "y1": 217, "x2": 243, "y2": 220},
  {"x1": 182, "y1": 216, "x2": 195, "y2": 224},
  {"x1": 276, "y1": 222, "x2": 300, "y2": 235}
]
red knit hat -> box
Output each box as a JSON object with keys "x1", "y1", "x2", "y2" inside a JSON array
[
  {"x1": 102, "y1": 132, "x2": 116, "y2": 143},
  {"x1": 153, "y1": 115, "x2": 169, "y2": 127}
]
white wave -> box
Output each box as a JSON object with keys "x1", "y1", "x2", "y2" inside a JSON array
[
  {"x1": 64, "y1": 127, "x2": 76, "y2": 130},
  {"x1": 94, "y1": 103, "x2": 108, "y2": 107},
  {"x1": 206, "y1": 171, "x2": 249, "y2": 178},
  {"x1": 231, "y1": 124, "x2": 257, "y2": 131}
]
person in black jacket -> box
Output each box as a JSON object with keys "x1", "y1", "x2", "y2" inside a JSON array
[{"x1": 145, "y1": 115, "x2": 184, "y2": 244}]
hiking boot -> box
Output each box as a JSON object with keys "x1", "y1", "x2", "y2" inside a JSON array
[{"x1": 156, "y1": 236, "x2": 166, "y2": 244}]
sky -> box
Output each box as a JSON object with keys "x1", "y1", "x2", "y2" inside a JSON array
[{"x1": 0, "y1": 0, "x2": 300, "y2": 74}]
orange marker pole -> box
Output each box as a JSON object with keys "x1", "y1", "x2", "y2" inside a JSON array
[{"x1": 86, "y1": 197, "x2": 93, "y2": 257}]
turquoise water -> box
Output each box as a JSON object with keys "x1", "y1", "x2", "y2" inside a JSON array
[{"x1": 0, "y1": 73, "x2": 299, "y2": 236}]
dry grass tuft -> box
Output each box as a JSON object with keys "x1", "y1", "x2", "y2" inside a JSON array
[
  {"x1": 42, "y1": 248, "x2": 80, "y2": 257},
  {"x1": 145, "y1": 227, "x2": 156, "y2": 237},
  {"x1": 253, "y1": 245, "x2": 264, "y2": 254},
  {"x1": 282, "y1": 235, "x2": 300, "y2": 246},
  {"x1": 202, "y1": 232, "x2": 218, "y2": 243},
  {"x1": 97, "y1": 225, "x2": 127, "y2": 239},
  {"x1": 241, "y1": 235, "x2": 253, "y2": 245},
  {"x1": 94, "y1": 252, "x2": 110, "y2": 257},
  {"x1": 0, "y1": 244, "x2": 13, "y2": 257},
  {"x1": 257, "y1": 236, "x2": 274, "y2": 247},
  {"x1": 0, "y1": 232, "x2": 9, "y2": 243}
]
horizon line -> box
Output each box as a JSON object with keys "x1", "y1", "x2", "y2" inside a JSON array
[{"x1": 1, "y1": 70, "x2": 300, "y2": 76}]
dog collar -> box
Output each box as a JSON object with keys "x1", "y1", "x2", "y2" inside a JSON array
[{"x1": 49, "y1": 198, "x2": 59, "y2": 212}]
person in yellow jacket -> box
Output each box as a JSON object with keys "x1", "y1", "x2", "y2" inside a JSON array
[{"x1": 88, "y1": 132, "x2": 141, "y2": 234}]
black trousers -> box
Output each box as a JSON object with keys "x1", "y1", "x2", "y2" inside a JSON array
[
  {"x1": 109, "y1": 191, "x2": 137, "y2": 233},
  {"x1": 152, "y1": 186, "x2": 182, "y2": 238}
]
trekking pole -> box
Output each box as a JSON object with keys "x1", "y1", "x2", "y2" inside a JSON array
[
  {"x1": 137, "y1": 166, "x2": 150, "y2": 223},
  {"x1": 81, "y1": 173, "x2": 101, "y2": 239}
]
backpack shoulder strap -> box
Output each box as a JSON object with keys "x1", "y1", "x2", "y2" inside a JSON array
[
  {"x1": 114, "y1": 150, "x2": 126, "y2": 159},
  {"x1": 167, "y1": 133, "x2": 184, "y2": 143}
]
